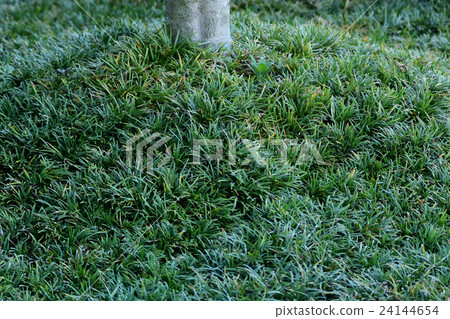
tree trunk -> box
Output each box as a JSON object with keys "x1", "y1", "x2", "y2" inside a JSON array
[{"x1": 166, "y1": 0, "x2": 231, "y2": 49}]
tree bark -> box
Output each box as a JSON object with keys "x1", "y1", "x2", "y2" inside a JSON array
[{"x1": 166, "y1": 0, "x2": 231, "y2": 49}]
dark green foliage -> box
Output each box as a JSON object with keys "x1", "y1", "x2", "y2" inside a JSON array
[{"x1": 0, "y1": 0, "x2": 449, "y2": 300}]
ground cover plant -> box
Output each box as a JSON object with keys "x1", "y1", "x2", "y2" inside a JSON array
[{"x1": 0, "y1": 0, "x2": 449, "y2": 300}]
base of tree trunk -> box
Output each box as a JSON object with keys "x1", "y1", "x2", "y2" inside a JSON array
[{"x1": 166, "y1": 0, "x2": 231, "y2": 49}]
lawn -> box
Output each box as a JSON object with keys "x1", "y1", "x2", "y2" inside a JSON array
[{"x1": 0, "y1": 0, "x2": 449, "y2": 300}]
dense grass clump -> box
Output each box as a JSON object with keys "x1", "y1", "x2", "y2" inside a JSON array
[{"x1": 0, "y1": 0, "x2": 449, "y2": 300}]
